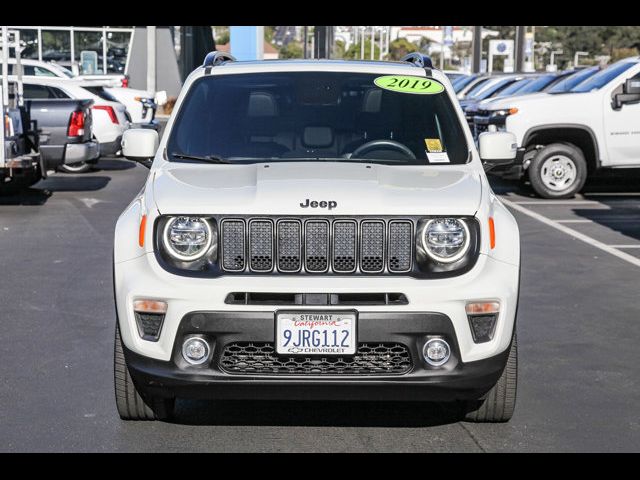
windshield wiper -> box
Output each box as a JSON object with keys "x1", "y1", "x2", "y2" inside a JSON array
[{"x1": 171, "y1": 152, "x2": 231, "y2": 164}]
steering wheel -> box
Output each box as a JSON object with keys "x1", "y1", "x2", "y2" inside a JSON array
[{"x1": 350, "y1": 139, "x2": 416, "y2": 160}]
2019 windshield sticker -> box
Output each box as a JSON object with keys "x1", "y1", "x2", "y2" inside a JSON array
[{"x1": 374, "y1": 75, "x2": 445, "y2": 94}]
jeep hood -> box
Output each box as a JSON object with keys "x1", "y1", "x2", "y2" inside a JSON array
[{"x1": 152, "y1": 162, "x2": 482, "y2": 216}]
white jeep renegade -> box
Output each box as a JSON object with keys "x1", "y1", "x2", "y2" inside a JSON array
[{"x1": 113, "y1": 53, "x2": 521, "y2": 422}]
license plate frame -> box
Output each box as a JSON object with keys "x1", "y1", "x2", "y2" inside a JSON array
[{"x1": 275, "y1": 310, "x2": 358, "y2": 356}]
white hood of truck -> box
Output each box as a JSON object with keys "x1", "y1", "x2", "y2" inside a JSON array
[{"x1": 152, "y1": 162, "x2": 482, "y2": 216}]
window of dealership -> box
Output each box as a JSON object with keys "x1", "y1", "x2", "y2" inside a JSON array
[{"x1": 6, "y1": 26, "x2": 134, "y2": 74}]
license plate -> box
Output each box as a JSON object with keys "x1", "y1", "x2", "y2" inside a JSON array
[{"x1": 276, "y1": 312, "x2": 356, "y2": 355}]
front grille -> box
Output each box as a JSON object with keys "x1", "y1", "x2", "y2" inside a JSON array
[
  {"x1": 219, "y1": 217, "x2": 413, "y2": 274},
  {"x1": 219, "y1": 342, "x2": 412, "y2": 375}
]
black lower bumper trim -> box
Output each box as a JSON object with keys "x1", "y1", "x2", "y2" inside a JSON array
[{"x1": 122, "y1": 311, "x2": 510, "y2": 402}]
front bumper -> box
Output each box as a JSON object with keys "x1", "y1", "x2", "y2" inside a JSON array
[
  {"x1": 123, "y1": 311, "x2": 512, "y2": 402},
  {"x1": 115, "y1": 252, "x2": 519, "y2": 365}
]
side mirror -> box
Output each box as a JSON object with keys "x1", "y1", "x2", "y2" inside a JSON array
[
  {"x1": 121, "y1": 129, "x2": 158, "y2": 168},
  {"x1": 478, "y1": 131, "x2": 517, "y2": 171},
  {"x1": 613, "y1": 78, "x2": 640, "y2": 110}
]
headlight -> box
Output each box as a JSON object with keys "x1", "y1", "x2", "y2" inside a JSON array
[
  {"x1": 162, "y1": 216, "x2": 212, "y2": 261},
  {"x1": 489, "y1": 107, "x2": 518, "y2": 118},
  {"x1": 422, "y1": 218, "x2": 470, "y2": 263}
]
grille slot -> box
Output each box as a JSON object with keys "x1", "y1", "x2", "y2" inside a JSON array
[
  {"x1": 360, "y1": 221, "x2": 385, "y2": 273},
  {"x1": 220, "y1": 342, "x2": 412, "y2": 375},
  {"x1": 388, "y1": 221, "x2": 413, "y2": 272},
  {"x1": 249, "y1": 219, "x2": 273, "y2": 272},
  {"x1": 221, "y1": 220, "x2": 245, "y2": 271},
  {"x1": 305, "y1": 220, "x2": 329, "y2": 272},
  {"x1": 277, "y1": 220, "x2": 301, "y2": 272},
  {"x1": 333, "y1": 220, "x2": 357, "y2": 272}
]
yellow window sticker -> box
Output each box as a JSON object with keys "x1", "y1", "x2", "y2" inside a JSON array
[
  {"x1": 425, "y1": 138, "x2": 443, "y2": 152},
  {"x1": 374, "y1": 75, "x2": 445, "y2": 95}
]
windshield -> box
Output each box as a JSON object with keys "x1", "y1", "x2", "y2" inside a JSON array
[
  {"x1": 494, "y1": 78, "x2": 534, "y2": 98},
  {"x1": 167, "y1": 71, "x2": 469, "y2": 165},
  {"x1": 452, "y1": 75, "x2": 477, "y2": 93},
  {"x1": 48, "y1": 63, "x2": 75, "y2": 78},
  {"x1": 547, "y1": 67, "x2": 599, "y2": 93},
  {"x1": 570, "y1": 62, "x2": 636, "y2": 93},
  {"x1": 516, "y1": 74, "x2": 557, "y2": 94},
  {"x1": 468, "y1": 77, "x2": 517, "y2": 100}
]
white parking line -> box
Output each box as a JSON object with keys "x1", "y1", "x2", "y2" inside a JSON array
[
  {"x1": 585, "y1": 192, "x2": 640, "y2": 197},
  {"x1": 500, "y1": 197, "x2": 640, "y2": 268},
  {"x1": 513, "y1": 200, "x2": 601, "y2": 205},
  {"x1": 609, "y1": 245, "x2": 640, "y2": 249}
]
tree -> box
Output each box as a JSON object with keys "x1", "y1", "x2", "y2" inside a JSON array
[
  {"x1": 279, "y1": 41, "x2": 303, "y2": 59},
  {"x1": 387, "y1": 38, "x2": 418, "y2": 60},
  {"x1": 343, "y1": 39, "x2": 381, "y2": 60}
]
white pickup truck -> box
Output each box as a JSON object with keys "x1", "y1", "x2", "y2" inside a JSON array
[{"x1": 473, "y1": 57, "x2": 640, "y2": 198}]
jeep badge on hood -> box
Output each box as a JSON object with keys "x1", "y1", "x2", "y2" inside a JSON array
[{"x1": 300, "y1": 199, "x2": 338, "y2": 210}]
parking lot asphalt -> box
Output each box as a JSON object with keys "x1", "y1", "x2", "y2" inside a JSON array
[{"x1": 1, "y1": 161, "x2": 639, "y2": 452}]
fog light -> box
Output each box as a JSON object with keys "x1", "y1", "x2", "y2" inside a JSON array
[
  {"x1": 423, "y1": 338, "x2": 450, "y2": 366},
  {"x1": 182, "y1": 337, "x2": 210, "y2": 365}
]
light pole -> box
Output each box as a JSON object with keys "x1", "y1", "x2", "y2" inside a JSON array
[
  {"x1": 360, "y1": 27, "x2": 366, "y2": 59},
  {"x1": 574, "y1": 51, "x2": 588, "y2": 67},
  {"x1": 549, "y1": 49, "x2": 563, "y2": 72},
  {"x1": 379, "y1": 27, "x2": 385, "y2": 60},
  {"x1": 370, "y1": 26, "x2": 375, "y2": 60}
]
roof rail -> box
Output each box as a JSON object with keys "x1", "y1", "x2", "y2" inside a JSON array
[
  {"x1": 202, "y1": 51, "x2": 236, "y2": 69},
  {"x1": 401, "y1": 53, "x2": 434, "y2": 69}
]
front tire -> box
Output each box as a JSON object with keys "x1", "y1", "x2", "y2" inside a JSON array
[
  {"x1": 114, "y1": 324, "x2": 175, "y2": 421},
  {"x1": 464, "y1": 334, "x2": 518, "y2": 423},
  {"x1": 528, "y1": 143, "x2": 587, "y2": 199}
]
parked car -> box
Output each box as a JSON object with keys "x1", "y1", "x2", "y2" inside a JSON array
[
  {"x1": 2, "y1": 58, "x2": 128, "y2": 87},
  {"x1": 444, "y1": 70, "x2": 468, "y2": 84},
  {"x1": 471, "y1": 68, "x2": 602, "y2": 140},
  {"x1": 475, "y1": 57, "x2": 640, "y2": 198},
  {"x1": 1, "y1": 89, "x2": 43, "y2": 192},
  {"x1": 18, "y1": 78, "x2": 130, "y2": 163},
  {"x1": 8, "y1": 80, "x2": 100, "y2": 174},
  {"x1": 456, "y1": 74, "x2": 491, "y2": 98},
  {"x1": 81, "y1": 83, "x2": 158, "y2": 127},
  {"x1": 113, "y1": 53, "x2": 521, "y2": 423},
  {"x1": 459, "y1": 75, "x2": 528, "y2": 112},
  {"x1": 3, "y1": 59, "x2": 161, "y2": 125}
]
